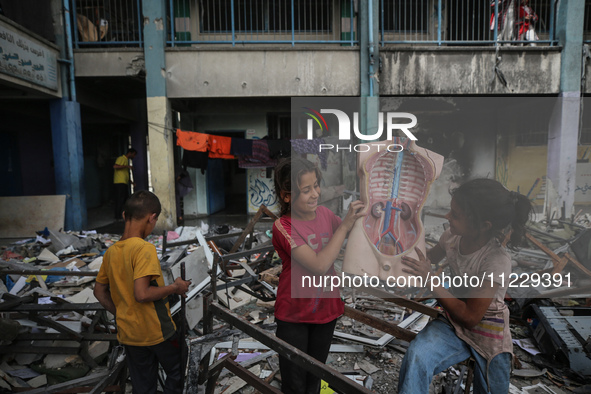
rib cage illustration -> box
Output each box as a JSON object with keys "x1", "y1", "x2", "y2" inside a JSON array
[
  {"x1": 343, "y1": 139, "x2": 443, "y2": 281},
  {"x1": 363, "y1": 141, "x2": 430, "y2": 259}
]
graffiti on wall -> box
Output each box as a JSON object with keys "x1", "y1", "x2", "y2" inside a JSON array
[
  {"x1": 247, "y1": 169, "x2": 279, "y2": 213},
  {"x1": 576, "y1": 163, "x2": 591, "y2": 202}
]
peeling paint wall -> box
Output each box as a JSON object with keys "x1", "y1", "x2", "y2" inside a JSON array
[
  {"x1": 381, "y1": 48, "x2": 561, "y2": 95},
  {"x1": 76, "y1": 48, "x2": 560, "y2": 97}
]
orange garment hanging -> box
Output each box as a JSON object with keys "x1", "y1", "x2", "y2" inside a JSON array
[
  {"x1": 208, "y1": 135, "x2": 235, "y2": 159},
  {"x1": 176, "y1": 129, "x2": 209, "y2": 152}
]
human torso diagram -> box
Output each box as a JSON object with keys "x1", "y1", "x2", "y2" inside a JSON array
[{"x1": 343, "y1": 138, "x2": 444, "y2": 284}]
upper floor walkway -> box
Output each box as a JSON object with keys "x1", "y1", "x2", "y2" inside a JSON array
[
  {"x1": 71, "y1": 0, "x2": 580, "y2": 48},
  {"x1": 66, "y1": 1, "x2": 589, "y2": 97}
]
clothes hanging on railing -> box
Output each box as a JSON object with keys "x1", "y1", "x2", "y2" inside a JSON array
[
  {"x1": 230, "y1": 138, "x2": 253, "y2": 156},
  {"x1": 175, "y1": 129, "x2": 330, "y2": 172},
  {"x1": 208, "y1": 135, "x2": 234, "y2": 159},
  {"x1": 291, "y1": 138, "x2": 328, "y2": 170},
  {"x1": 176, "y1": 129, "x2": 209, "y2": 152},
  {"x1": 238, "y1": 140, "x2": 278, "y2": 169},
  {"x1": 267, "y1": 139, "x2": 291, "y2": 159}
]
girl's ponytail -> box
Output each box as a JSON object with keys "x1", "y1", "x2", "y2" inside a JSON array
[
  {"x1": 451, "y1": 179, "x2": 533, "y2": 248},
  {"x1": 274, "y1": 159, "x2": 292, "y2": 217},
  {"x1": 508, "y1": 192, "x2": 533, "y2": 247}
]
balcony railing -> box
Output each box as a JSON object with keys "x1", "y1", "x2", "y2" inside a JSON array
[
  {"x1": 70, "y1": 0, "x2": 563, "y2": 48},
  {"x1": 168, "y1": 0, "x2": 357, "y2": 46},
  {"x1": 380, "y1": 0, "x2": 556, "y2": 46},
  {"x1": 72, "y1": 0, "x2": 143, "y2": 48}
]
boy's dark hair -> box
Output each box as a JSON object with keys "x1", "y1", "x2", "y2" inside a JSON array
[
  {"x1": 274, "y1": 157, "x2": 322, "y2": 217},
  {"x1": 451, "y1": 178, "x2": 533, "y2": 248},
  {"x1": 127, "y1": 148, "x2": 137, "y2": 155},
  {"x1": 123, "y1": 190, "x2": 161, "y2": 221}
]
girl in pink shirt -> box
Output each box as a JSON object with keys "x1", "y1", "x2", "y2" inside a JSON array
[{"x1": 272, "y1": 157, "x2": 364, "y2": 394}]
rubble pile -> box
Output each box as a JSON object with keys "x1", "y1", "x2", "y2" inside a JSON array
[
  {"x1": 0, "y1": 229, "x2": 121, "y2": 391},
  {"x1": 1, "y1": 213, "x2": 590, "y2": 393},
  {"x1": 0, "y1": 221, "x2": 271, "y2": 392}
]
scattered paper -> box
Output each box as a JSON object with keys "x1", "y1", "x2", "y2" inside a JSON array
[
  {"x1": 36, "y1": 236, "x2": 51, "y2": 245},
  {"x1": 13, "y1": 238, "x2": 34, "y2": 245},
  {"x1": 513, "y1": 338, "x2": 541, "y2": 356},
  {"x1": 6, "y1": 368, "x2": 40, "y2": 379},
  {"x1": 9, "y1": 276, "x2": 27, "y2": 295}
]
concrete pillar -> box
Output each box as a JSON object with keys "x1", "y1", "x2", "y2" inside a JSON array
[
  {"x1": 49, "y1": 0, "x2": 86, "y2": 230},
  {"x1": 50, "y1": 99, "x2": 87, "y2": 230},
  {"x1": 547, "y1": 94, "x2": 581, "y2": 218},
  {"x1": 546, "y1": 1, "x2": 585, "y2": 218},
  {"x1": 142, "y1": 0, "x2": 176, "y2": 230},
  {"x1": 147, "y1": 98, "x2": 176, "y2": 229}
]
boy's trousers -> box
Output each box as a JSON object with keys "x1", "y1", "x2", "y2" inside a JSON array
[{"x1": 124, "y1": 334, "x2": 183, "y2": 394}]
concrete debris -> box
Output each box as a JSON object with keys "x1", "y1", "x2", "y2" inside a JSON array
[
  {"x1": 26, "y1": 374, "x2": 47, "y2": 388},
  {"x1": 0, "y1": 214, "x2": 278, "y2": 392},
  {"x1": 2, "y1": 207, "x2": 591, "y2": 394},
  {"x1": 356, "y1": 360, "x2": 380, "y2": 375},
  {"x1": 194, "y1": 214, "x2": 591, "y2": 394}
]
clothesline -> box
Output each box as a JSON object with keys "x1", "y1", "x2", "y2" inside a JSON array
[{"x1": 176, "y1": 128, "x2": 328, "y2": 171}]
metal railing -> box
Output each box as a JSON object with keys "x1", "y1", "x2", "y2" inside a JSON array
[
  {"x1": 72, "y1": 0, "x2": 143, "y2": 47},
  {"x1": 380, "y1": 0, "x2": 557, "y2": 46},
  {"x1": 68, "y1": 0, "x2": 562, "y2": 48},
  {"x1": 168, "y1": 0, "x2": 357, "y2": 46}
]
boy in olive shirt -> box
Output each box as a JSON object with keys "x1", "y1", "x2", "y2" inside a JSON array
[
  {"x1": 94, "y1": 191, "x2": 191, "y2": 393},
  {"x1": 113, "y1": 148, "x2": 137, "y2": 220}
]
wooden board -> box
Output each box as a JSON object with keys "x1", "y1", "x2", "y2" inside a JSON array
[{"x1": 0, "y1": 195, "x2": 66, "y2": 238}]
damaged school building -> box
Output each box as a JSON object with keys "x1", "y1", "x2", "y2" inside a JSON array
[{"x1": 1, "y1": 0, "x2": 591, "y2": 393}]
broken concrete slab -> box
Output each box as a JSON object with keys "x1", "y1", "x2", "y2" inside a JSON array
[
  {"x1": 87, "y1": 256, "x2": 103, "y2": 271},
  {"x1": 37, "y1": 249, "x2": 59, "y2": 263},
  {"x1": 170, "y1": 246, "x2": 209, "y2": 288},
  {"x1": 48, "y1": 230, "x2": 79, "y2": 254},
  {"x1": 15, "y1": 344, "x2": 47, "y2": 366},
  {"x1": 87, "y1": 341, "x2": 109, "y2": 360},
  {"x1": 43, "y1": 341, "x2": 82, "y2": 369},
  {"x1": 26, "y1": 374, "x2": 47, "y2": 388},
  {"x1": 217, "y1": 283, "x2": 254, "y2": 310},
  {"x1": 50, "y1": 258, "x2": 85, "y2": 269},
  {"x1": 185, "y1": 295, "x2": 204, "y2": 330},
  {"x1": 356, "y1": 360, "x2": 380, "y2": 375},
  {"x1": 64, "y1": 288, "x2": 98, "y2": 304}
]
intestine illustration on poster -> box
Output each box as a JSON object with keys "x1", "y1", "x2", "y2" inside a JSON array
[{"x1": 343, "y1": 137, "x2": 444, "y2": 283}]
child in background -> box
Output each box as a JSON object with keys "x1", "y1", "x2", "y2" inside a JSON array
[
  {"x1": 94, "y1": 191, "x2": 191, "y2": 394},
  {"x1": 272, "y1": 157, "x2": 364, "y2": 394},
  {"x1": 399, "y1": 179, "x2": 532, "y2": 394}
]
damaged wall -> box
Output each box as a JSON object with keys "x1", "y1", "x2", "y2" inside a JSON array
[
  {"x1": 380, "y1": 48, "x2": 561, "y2": 95},
  {"x1": 496, "y1": 141, "x2": 591, "y2": 207},
  {"x1": 166, "y1": 49, "x2": 359, "y2": 98}
]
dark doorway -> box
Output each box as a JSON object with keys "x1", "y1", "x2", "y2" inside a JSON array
[{"x1": 205, "y1": 130, "x2": 246, "y2": 215}]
